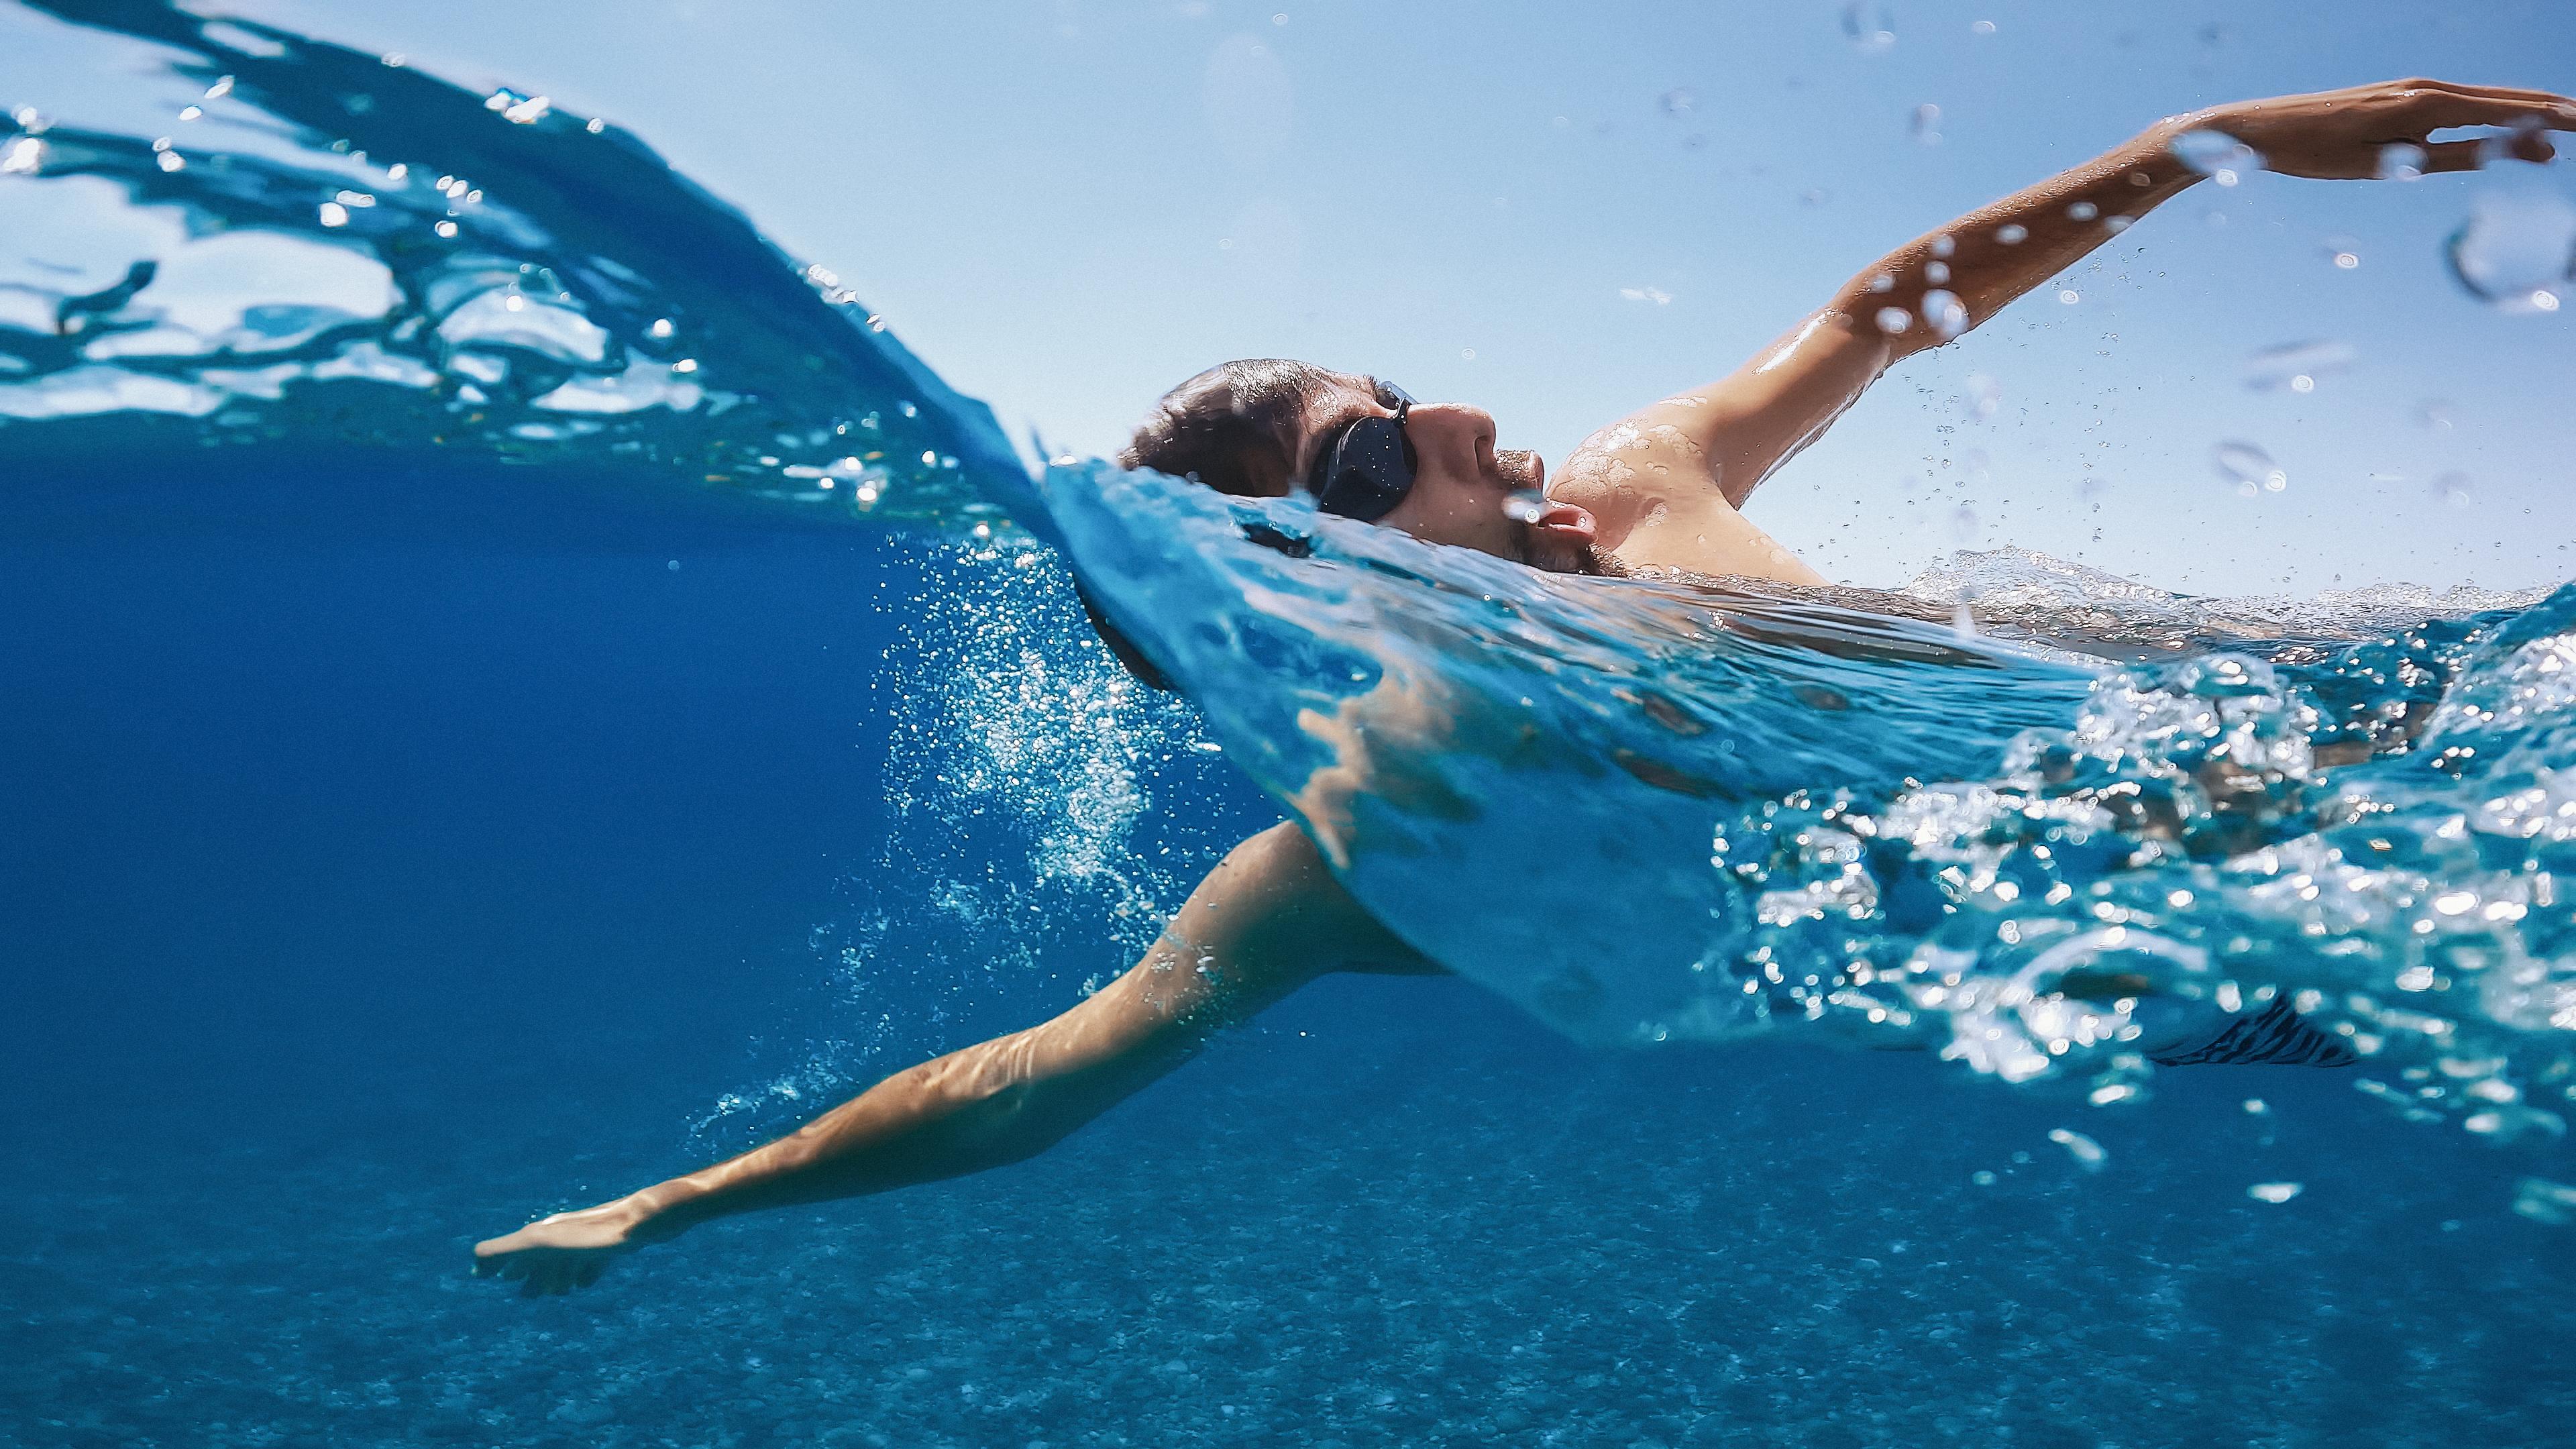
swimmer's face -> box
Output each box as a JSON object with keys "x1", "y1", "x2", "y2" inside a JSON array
[{"x1": 1293, "y1": 378, "x2": 1601, "y2": 574}]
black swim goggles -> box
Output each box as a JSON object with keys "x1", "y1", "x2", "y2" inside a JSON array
[{"x1": 1303, "y1": 379, "x2": 1417, "y2": 521}]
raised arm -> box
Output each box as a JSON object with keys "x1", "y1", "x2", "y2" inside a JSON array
[
  {"x1": 472, "y1": 821, "x2": 1431, "y2": 1293},
  {"x1": 1558, "y1": 78, "x2": 2573, "y2": 581}
]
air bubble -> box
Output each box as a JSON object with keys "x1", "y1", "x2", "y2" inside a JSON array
[
  {"x1": 1910, "y1": 103, "x2": 1942, "y2": 146},
  {"x1": 1994, "y1": 223, "x2": 2027, "y2": 245},
  {"x1": 2047, "y1": 1128, "x2": 2107, "y2": 1171},
  {"x1": 2377, "y1": 142, "x2": 2427, "y2": 181},
  {"x1": 1922, "y1": 289, "x2": 1968, "y2": 338},
  {"x1": 2247, "y1": 1181, "x2": 2303, "y2": 1203},
  {"x1": 1875, "y1": 306, "x2": 1912, "y2": 334},
  {"x1": 2434, "y1": 472, "x2": 2473, "y2": 508}
]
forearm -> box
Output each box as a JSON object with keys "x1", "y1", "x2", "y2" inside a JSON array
[
  {"x1": 624, "y1": 1020, "x2": 1201, "y2": 1234},
  {"x1": 1838, "y1": 120, "x2": 2200, "y2": 352}
]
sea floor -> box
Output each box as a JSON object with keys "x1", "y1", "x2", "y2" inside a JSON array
[{"x1": 7, "y1": 974, "x2": 2571, "y2": 1449}]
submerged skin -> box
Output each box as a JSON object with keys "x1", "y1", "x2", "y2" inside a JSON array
[{"x1": 478, "y1": 79, "x2": 2575, "y2": 1293}]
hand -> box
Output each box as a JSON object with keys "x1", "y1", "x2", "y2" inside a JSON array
[
  {"x1": 472, "y1": 1195, "x2": 662, "y2": 1295},
  {"x1": 2178, "y1": 78, "x2": 2575, "y2": 180}
]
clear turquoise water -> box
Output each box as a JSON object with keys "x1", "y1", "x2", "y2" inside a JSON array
[{"x1": 5, "y1": 5, "x2": 2575, "y2": 1445}]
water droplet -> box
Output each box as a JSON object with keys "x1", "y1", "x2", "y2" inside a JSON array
[
  {"x1": 1925, "y1": 260, "x2": 1951, "y2": 284},
  {"x1": 2170, "y1": 128, "x2": 2264, "y2": 184},
  {"x1": 2242, "y1": 339, "x2": 2353, "y2": 392},
  {"x1": 2243, "y1": 1098, "x2": 2269, "y2": 1115},
  {"x1": 2247, "y1": 1181, "x2": 2303, "y2": 1203},
  {"x1": 1875, "y1": 306, "x2": 1912, "y2": 334},
  {"x1": 2434, "y1": 471, "x2": 2473, "y2": 508},
  {"x1": 2443, "y1": 191, "x2": 2576, "y2": 311},
  {"x1": 1659, "y1": 87, "x2": 1695, "y2": 116},
  {"x1": 2057, "y1": 289, "x2": 2080, "y2": 305},
  {"x1": 1867, "y1": 272, "x2": 1896, "y2": 293},
  {"x1": 1963, "y1": 373, "x2": 2000, "y2": 420},
  {"x1": 2212, "y1": 441, "x2": 2287, "y2": 495},
  {"x1": 1971, "y1": 19, "x2": 1997, "y2": 35},
  {"x1": 2418, "y1": 398, "x2": 2456, "y2": 431},
  {"x1": 2066, "y1": 201, "x2": 2098, "y2": 221},
  {"x1": 0, "y1": 136, "x2": 45, "y2": 175},
  {"x1": 433, "y1": 219, "x2": 458, "y2": 238},
  {"x1": 667, "y1": 559, "x2": 681, "y2": 572},
  {"x1": 1994, "y1": 223, "x2": 2027, "y2": 245},
  {"x1": 1841, "y1": 2, "x2": 1896, "y2": 52},
  {"x1": 1271, "y1": 11, "x2": 1288, "y2": 24},
  {"x1": 156, "y1": 150, "x2": 185, "y2": 172},
  {"x1": 317, "y1": 201, "x2": 350, "y2": 227},
  {"x1": 1922, "y1": 289, "x2": 1968, "y2": 337},
  {"x1": 1972, "y1": 1169, "x2": 1997, "y2": 1186},
  {"x1": 1461, "y1": 347, "x2": 1477, "y2": 360},
  {"x1": 2377, "y1": 142, "x2": 2428, "y2": 181},
  {"x1": 648, "y1": 318, "x2": 675, "y2": 339},
  {"x1": 1910, "y1": 103, "x2": 1942, "y2": 145},
  {"x1": 1950, "y1": 503, "x2": 1979, "y2": 538}
]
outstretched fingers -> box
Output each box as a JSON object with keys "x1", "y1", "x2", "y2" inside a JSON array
[
  {"x1": 2415, "y1": 79, "x2": 2576, "y2": 117},
  {"x1": 2406, "y1": 89, "x2": 2576, "y2": 136}
]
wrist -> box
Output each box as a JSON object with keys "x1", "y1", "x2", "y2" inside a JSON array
[{"x1": 622, "y1": 1181, "x2": 708, "y2": 1240}]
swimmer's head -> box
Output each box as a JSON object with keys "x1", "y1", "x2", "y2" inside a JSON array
[
  {"x1": 1120, "y1": 358, "x2": 1602, "y2": 573},
  {"x1": 1088, "y1": 358, "x2": 1607, "y2": 690}
]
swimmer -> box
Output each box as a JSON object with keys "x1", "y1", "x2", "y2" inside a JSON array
[{"x1": 476, "y1": 79, "x2": 2570, "y2": 1292}]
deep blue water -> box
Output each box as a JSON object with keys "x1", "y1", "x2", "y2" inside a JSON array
[{"x1": 7, "y1": 455, "x2": 2576, "y2": 1449}]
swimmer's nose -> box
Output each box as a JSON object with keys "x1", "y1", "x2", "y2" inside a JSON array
[{"x1": 1405, "y1": 400, "x2": 1498, "y2": 470}]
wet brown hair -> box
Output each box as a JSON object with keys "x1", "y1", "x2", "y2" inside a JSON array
[
  {"x1": 1118, "y1": 358, "x2": 1356, "y2": 496},
  {"x1": 1081, "y1": 359, "x2": 1356, "y2": 690}
]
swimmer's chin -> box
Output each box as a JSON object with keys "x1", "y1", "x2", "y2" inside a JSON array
[{"x1": 473, "y1": 1193, "x2": 678, "y2": 1295}]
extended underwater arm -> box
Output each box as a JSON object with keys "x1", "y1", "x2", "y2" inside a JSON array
[
  {"x1": 473, "y1": 822, "x2": 1430, "y2": 1293},
  {"x1": 1568, "y1": 78, "x2": 2573, "y2": 535}
]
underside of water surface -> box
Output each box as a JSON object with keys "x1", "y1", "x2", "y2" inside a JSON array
[{"x1": 7, "y1": 3, "x2": 2576, "y2": 1447}]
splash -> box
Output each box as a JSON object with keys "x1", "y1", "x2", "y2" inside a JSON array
[{"x1": 1049, "y1": 462, "x2": 2576, "y2": 1134}]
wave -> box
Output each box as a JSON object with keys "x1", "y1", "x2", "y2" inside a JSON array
[{"x1": 1, "y1": 0, "x2": 1026, "y2": 528}]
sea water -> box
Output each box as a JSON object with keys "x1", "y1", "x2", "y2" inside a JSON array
[{"x1": 5, "y1": 5, "x2": 2575, "y2": 1446}]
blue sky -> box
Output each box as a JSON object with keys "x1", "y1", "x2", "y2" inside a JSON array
[{"x1": 15, "y1": 0, "x2": 2576, "y2": 593}]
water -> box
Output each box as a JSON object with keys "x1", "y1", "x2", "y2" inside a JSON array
[{"x1": 7, "y1": 5, "x2": 2576, "y2": 1446}]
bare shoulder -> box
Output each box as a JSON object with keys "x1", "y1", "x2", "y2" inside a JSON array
[
  {"x1": 1553, "y1": 405, "x2": 1825, "y2": 586},
  {"x1": 1551, "y1": 402, "x2": 1723, "y2": 535}
]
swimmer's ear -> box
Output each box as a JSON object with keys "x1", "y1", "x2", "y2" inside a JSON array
[{"x1": 1075, "y1": 586, "x2": 1177, "y2": 692}]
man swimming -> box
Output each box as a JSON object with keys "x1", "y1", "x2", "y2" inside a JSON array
[{"x1": 476, "y1": 78, "x2": 2575, "y2": 1292}]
